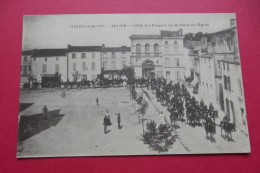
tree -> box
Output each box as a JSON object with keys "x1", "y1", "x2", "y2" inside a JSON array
[{"x1": 141, "y1": 121, "x2": 176, "y2": 153}]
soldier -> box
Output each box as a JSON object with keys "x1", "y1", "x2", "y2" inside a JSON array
[
  {"x1": 116, "y1": 113, "x2": 121, "y2": 129},
  {"x1": 96, "y1": 97, "x2": 99, "y2": 105},
  {"x1": 103, "y1": 115, "x2": 108, "y2": 134},
  {"x1": 42, "y1": 106, "x2": 48, "y2": 120}
]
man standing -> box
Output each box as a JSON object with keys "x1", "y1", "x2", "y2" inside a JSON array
[
  {"x1": 103, "y1": 115, "x2": 108, "y2": 134},
  {"x1": 96, "y1": 97, "x2": 99, "y2": 105},
  {"x1": 42, "y1": 106, "x2": 48, "y2": 120},
  {"x1": 116, "y1": 113, "x2": 121, "y2": 129}
]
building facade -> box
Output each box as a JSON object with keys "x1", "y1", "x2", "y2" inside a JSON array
[
  {"x1": 67, "y1": 45, "x2": 103, "y2": 81},
  {"x1": 31, "y1": 49, "x2": 68, "y2": 85},
  {"x1": 101, "y1": 46, "x2": 131, "y2": 79},
  {"x1": 21, "y1": 50, "x2": 32, "y2": 83},
  {"x1": 129, "y1": 29, "x2": 185, "y2": 83}
]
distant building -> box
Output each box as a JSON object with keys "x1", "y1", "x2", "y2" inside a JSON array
[
  {"x1": 31, "y1": 49, "x2": 67, "y2": 85},
  {"x1": 21, "y1": 50, "x2": 32, "y2": 83},
  {"x1": 67, "y1": 45, "x2": 103, "y2": 81},
  {"x1": 101, "y1": 46, "x2": 131, "y2": 79},
  {"x1": 129, "y1": 29, "x2": 185, "y2": 83}
]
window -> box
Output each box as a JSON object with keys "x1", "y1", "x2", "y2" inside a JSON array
[
  {"x1": 218, "y1": 61, "x2": 220, "y2": 69},
  {"x1": 174, "y1": 58, "x2": 179, "y2": 67},
  {"x1": 82, "y1": 62, "x2": 86, "y2": 71},
  {"x1": 227, "y1": 63, "x2": 229, "y2": 71},
  {"x1": 72, "y1": 53, "x2": 76, "y2": 59},
  {"x1": 55, "y1": 64, "x2": 59, "y2": 73},
  {"x1": 103, "y1": 52, "x2": 107, "y2": 59},
  {"x1": 224, "y1": 75, "x2": 227, "y2": 90},
  {"x1": 145, "y1": 44, "x2": 150, "y2": 55},
  {"x1": 154, "y1": 44, "x2": 159, "y2": 55},
  {"x1": 166, "y1": 71, "x2": 170, "y2": 80},
  {"x1": 238, "y1": 79, "x2": 243, "y2": 95},
  {"x1": 165, "y1": 41, "x2": 168, "y2": 45},
  {"x1": 165, "y1": 58, "x2": 170, "y2": 67},
  {"x1": 28, "y1": 65, "x2": 31, "y2": 72},
  {"x1": 91, "y1": 62, "x2": 95, "y2": 71},
  {"x1": 136, "y1": 44, "x2": 141, "y2": 56},
  {"x1": 24, "y1": 56, "x2": 28, "y2": 62},
  {"x1": 223, "y1": 62, "x2": 225, "y2": 70},
  {"x1": 103, "y1": 61, "x2": 107, "y2": 70},
  {"x1": 111, "y1": 61, "x2": 116, "y2": 70},
  {"x1": 82, "y1": 53, "x2": 86, "y2": 59},
  {"x1": 122, "y1": 61, "x2": 126, "y2": 67},
  {"x1": 42, "y1": 64, "x2": 47, "y2": 73},
  {"x1": 92, "y1": 53, "x2": 95, "y2": 59},
  {"x1": 174, "y1": 41, "x2": 177, "y2": 45},
  {"x1": 175, "y1": 71, "x2": 179, "y2": 80},
  {"x1": 34, "y1": 57, "x2": 36, "y2": 61},
  {"x1": 112, "y1": 52, "x2": 116, "y2": 58},
  {"x1": 228, "y1": 76, "x2": 231, "y2": 91},
  {"x1": 122, "y1": 52, "x2": 126, "y2": 58},
  {"x1": 56, "y1": 57, "x2": 59, "y2": 61},
  {"x1": 226, "y1": 98, "x2": 230, "y2": 117},
  {"x1": 23, "y1": 66, "x2": 27, "y2": 75},
  {"x1": 45, "y1": 58, "x2": 47, "y2": 61}
]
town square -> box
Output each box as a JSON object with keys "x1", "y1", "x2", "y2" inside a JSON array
[{"x1": 18, "y1": 14, "x2": 250, "y2": 157}]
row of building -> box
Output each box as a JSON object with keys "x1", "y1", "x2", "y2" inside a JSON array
[
  {"x1": 185, "y1": 19, "x2": 246, "y2": 128},
  {"x1": 21, "y1": 19, "x2": 246, "y2": 128},
  {"x1": 21, "y1": 45, "x2": 131, "y2": 84}
]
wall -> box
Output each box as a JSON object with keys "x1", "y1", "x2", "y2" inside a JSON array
[{"x1": 31, "y1": 56, "x2": 67, "y2": 82}]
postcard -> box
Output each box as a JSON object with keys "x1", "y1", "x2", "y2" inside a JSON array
[{"x1": 18, "y1": 13, "x2": 250, "y2": 158}]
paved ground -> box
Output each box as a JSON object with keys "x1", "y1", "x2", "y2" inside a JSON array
[
  {"x1": 17, "y1": 87, "x2": 186, "y2": 158},
  {"x1": 17, "y1": 86, "x2": 250, "y2": 158}
]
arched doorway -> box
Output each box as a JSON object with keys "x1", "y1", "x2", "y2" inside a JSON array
[{"x1": 142, "y1": 59, "x2": 155, "y2": 78}]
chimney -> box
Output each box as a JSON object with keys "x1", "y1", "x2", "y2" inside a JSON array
[
  {"x1": 230, "y1": 19, "x2": 236, "y2": 27},
  {"x1": 67, "y1": 44, "x2": 71, "y2": 49},
  {"x1": 102, "y1": 44, "x2": 105, "y2": 48}
]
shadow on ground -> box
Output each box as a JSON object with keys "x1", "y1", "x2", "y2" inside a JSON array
[
  {"x1": 18, "y1": 109, "x2": 65, "y2": 142},
  {"x1": 19, "y1": 103, "x2": 34, "y2": 112}
]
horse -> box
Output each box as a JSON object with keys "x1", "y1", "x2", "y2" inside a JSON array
[
  {"x1": 219, "y1": 121, "x2": 235, "y2": 141},
  {"x1": 204, "y1": 117, "x2": 215, "y2": 140}
]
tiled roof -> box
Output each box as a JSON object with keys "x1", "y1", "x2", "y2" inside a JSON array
[
  {"x1": 184, "y1": 41, "x2": 205, "y2": 48},
  {"x1": 102, "y1": 46, "x2": 131, "y2": 52},
  {"x1": 22, "y1": 50, "x2": 33, "y2": 56},
  {"x1": 220, "y1": 55, "x2": 240, "y2": 65},
  {"x1": 129, "y1": 34, "x2": 162, "y2": 40},
  {"x1": 32, "y1": 49, "x2": 67, "y2": 57},
  {"x1": 210, "y1": 26, "x2": 236, "y2": 35},
  {"x1": 68, "y1": 46, "x2": 102, "y2": 52}
]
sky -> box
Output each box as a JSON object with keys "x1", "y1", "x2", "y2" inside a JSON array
[{"x1": 22, "y1": 13, "x2": 236, "y2": 50}]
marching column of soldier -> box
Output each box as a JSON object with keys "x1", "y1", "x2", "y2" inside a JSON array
[{"x1": 129, "y1": 77, "x2": 236, "y2": 141}]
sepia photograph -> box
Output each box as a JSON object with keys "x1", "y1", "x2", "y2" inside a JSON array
[{"x1": 17, "y1": 13, "x2": 250, "y2": 158}]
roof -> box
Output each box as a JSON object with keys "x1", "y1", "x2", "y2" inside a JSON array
[
  {"x1": 129, "y1": 29, "x2": 183, "y2": 40},
  {"x1": 210, "y1": 26, "x2": 236, "y2": 36},
  {"x1": 102, "y1": 47, "x2": 131, "y2": 52},
  {"x1": 22, "y1": 50, "x2": 33, "y2": 56},
  {"x1": 184, "y1": 41, "x2": 205, "y2": 48},
  {"x1": 220, "y1": 55, "x2": 240, "y2": 65},
  {"x1": 129, "y1": 34, "x2": 162, "y2": 40},
  {"x1": 160, "y1": 30, "x2": 183, "y2": 37},
  {"x1": 32, "y1": 49, "x2": 67, "y2": 57},
  {"x1": 68, "y1": 46, "x2": 102, "y2": 52}
]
